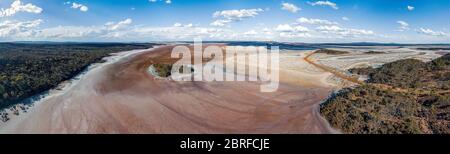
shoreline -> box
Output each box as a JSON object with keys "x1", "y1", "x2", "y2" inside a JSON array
[
  {"x1": 307, "y1": 47, "x2": 445, "y2": 134},
  {"x1": 0, "y1": 47, "x2": 158, "y2": 129},
  {"x1": 1, "y1": 45, "x2": 337, "y2": 134}
]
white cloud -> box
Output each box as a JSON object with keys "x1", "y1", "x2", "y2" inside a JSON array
[
  {"x1": 105, "y1": 18, "x2": 132, "y2": 31},
  {"x1": 316, "y1": 25, "x2": 341, "y2": 32},
  {"x1": 36, "y1": 18, "x2": 133, "y2": 39},
  {"x1": 131, "y1": 26, "x2": 230, "y2": 40},
  {"x1": 0, "y1": 0, "x2": 43, "y2": 17},
  {"x1": 297, "y1": 17, "x2": 338, "y2": 25},
  {"x1": 0, "y1": 19, "x2": 43, "y2": 38},
  {"x1": 37, "y1": 25, "x2": 102, "y2": 38},
  {"x1": 1, "y1": 19, "x2": 445, "y2": 43},
  {"x1": 71, "y1": 2, "x2": 89, "y2": 12},
  {"x1": 210, "y1": 19, "x2": 232, "y2": 27},
  {"x1": 281, "y1": 2, "x2": 300, "y2": 13},
  {"x1": 342, "y1": 17, "x2": 349, "y2": 21},
  {"x1": 148, "y1": 0, "x2": 171, "y2": 4},
  {"x1": 316, "y1": 25, "x2": 374, "y2": 36},
  {"x1": 407, "y1": 5, "x2": 415, "y2": 11},
  {"x1": 416, "y1": 28, "x2": 447, "y2": 36},
  {"x1": 279, "y1": 32, "x2": 311, "y2": 38},
  {"x1": 244, "y1": 30, "x2": 258, "y2": 35},
  {"x1": 173, "y1": 23, "x2": 182, "y2": 27},
  {"x1": 262, "y1": 28, "x2": 273, "y2": 35},
  {"x1": 25, "y1": 19, "x2": 233, "y2": 40},
  {"x1": 292, "y1": 25, "x2": 309, "y2": 32},
  {"x1": 173, "y1": 23, "x2": 193, "y2": 28},
  {"x1": 275, "y1": 24, "x2": 309, "y2": 33},
  {"x1": 80, "y1": 6, "x2": 88, "y2": 12},
  {"x1": 308, "y1": 1, "x2": 338, "y2": 10},
  {"x1": 213, "y1": 8, "x2": 263, "y2": 20},
  {"x1": 396, "y1": 21, "x2": 409, "y2": 31},
  {"x1": 211, "y1": 8, "x2": 264, "y2": 27},
  {"x1": 275, "y1": 24, "x2": 294, "y2": 32},
  {"x1": 275, "y1": 24, "x2": 310, "y2": 38}
]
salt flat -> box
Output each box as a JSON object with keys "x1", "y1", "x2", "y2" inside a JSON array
[
  {"x1": 2, "y1": 44, "x2": 443, "y2": 134},
  {"x1": 0, "y1": 45, "x2": 336, "y2": 134}
]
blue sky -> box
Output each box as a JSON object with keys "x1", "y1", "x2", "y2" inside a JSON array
[{"x1": 0, "y1": 0, "x2": 449, "y2": 43}]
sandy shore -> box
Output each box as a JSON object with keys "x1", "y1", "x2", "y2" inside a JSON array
[{"x1": 0, "y1": 45, "x2": 336, "y2": 134}]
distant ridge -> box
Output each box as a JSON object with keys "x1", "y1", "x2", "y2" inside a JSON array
[{"x1": 4, "y1": 41, "x2": 450, "y2": 47}]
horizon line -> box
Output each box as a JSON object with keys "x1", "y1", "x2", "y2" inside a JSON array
[{"x1": 3, "y1": 41, "x2": 450, "y2": 45}]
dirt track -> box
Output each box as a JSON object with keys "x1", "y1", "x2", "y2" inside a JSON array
[
  {"x1": 0, "y1": 46, "x2": 336, "y2": 134},
  {"x1": 304, "y1": 51, "x2": 363, "y2": 85}
]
